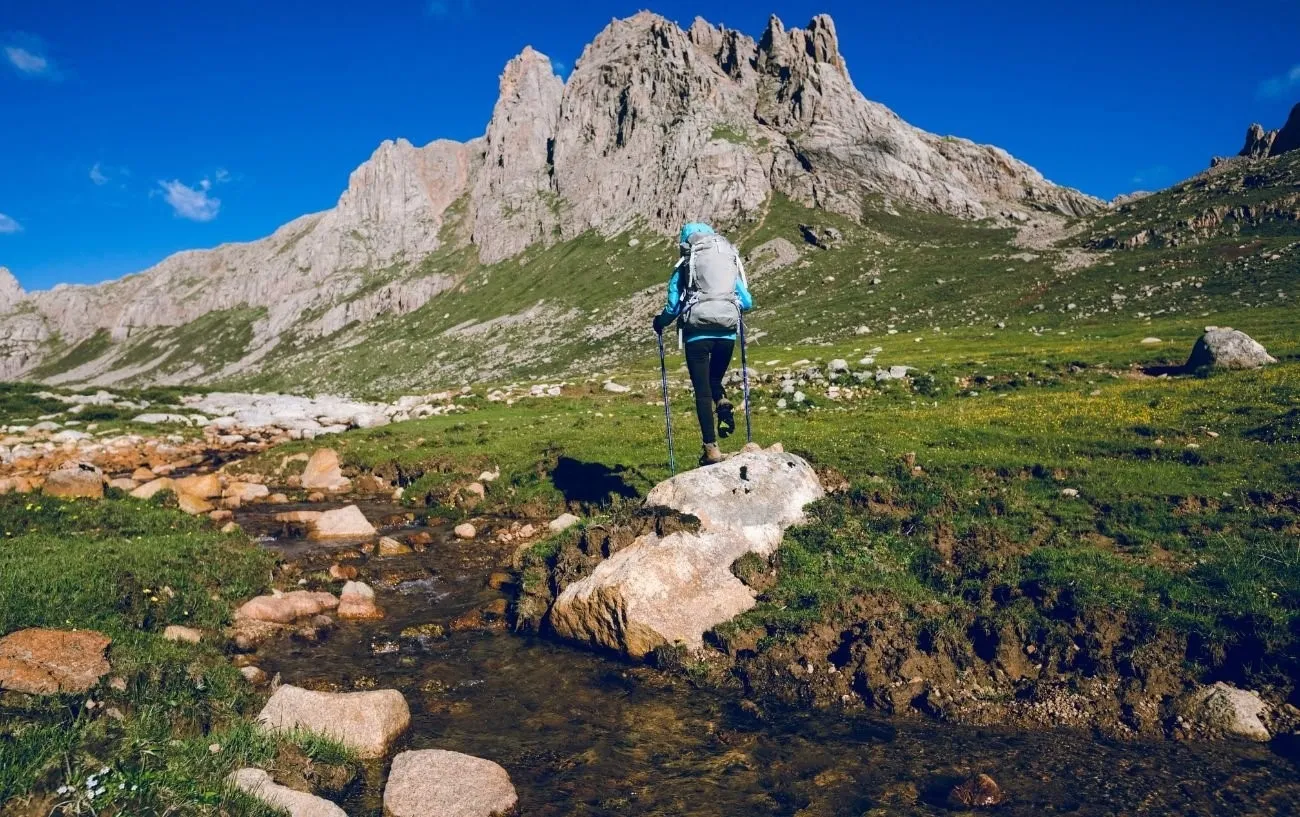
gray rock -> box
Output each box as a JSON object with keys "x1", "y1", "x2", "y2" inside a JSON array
[
  {"x1": 1186, "y1": 328, "x2": 1276, "y2": 370},
  {"x1": 1239, "y1": 123, "x2": 1278, "y2": 159},
  {"x1": 132, "y1": 413, "x2": 192, "y2": 425},
  {"x1": 472, "y1": 47, "x2": 566, "y2": 262},
  {"x1": 603, "y1": 381, "x2": 631, "y2": 394},
  {"x1": 828, "y1": 359, "x2": 850, "y2": 375},
  {"x1": 384, "y1": 750, "x2": 518, "y2": 817},
  {"x1": 876, "y1": 365, "x2": 915, "y2": 382},
  {"x1": 257, "y1": 685, "x2": 410, "y2": 759},
  {"x1": 549, "y1": 513, "x2": 581, "y2": 533},
  {"x1": 1181, "y1": 683, "x2": 1270, "y2": 741},
  {"x1": 309, "y1": 506, "x2": 377, "y2": 540},
  {"x1": 550, "y1": 449, "x2": 823, "y2": 658}
]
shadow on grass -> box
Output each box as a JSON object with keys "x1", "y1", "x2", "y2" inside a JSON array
[
  {"x1": 1141, "y1": 363, "x2": 1190, "y2": 377},
  {"x1": 550, "y1": 457, "x2": 639, "y2": 507}
]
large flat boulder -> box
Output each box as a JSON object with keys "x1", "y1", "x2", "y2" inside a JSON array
[
  {"x1": 0, "y1": 629, "x2": 111, "y2": 694},
  {"x1": 236, "y1": 591, "x2": 339, "y2": 624},
  {"x1": 258, "y1": 685, "x2": 410, "y2": 759},
  {"x1": 42, "y1": 464, "x2": 104, "y2": 500},
  {"x1": 227, "y1": 768, "x2": 346, "y2": 817},
  {"x1": 384, "y1": 750, "x2": 517, "y2": 817},
  {"x1": 550, "y1": 530, "x2": 757, "y2": 658},
  {"x1": 309, "y1": 505, "x2": 376, "y2": 540},
  {"x1": 1186, "y1": 328, "x2": 1277, "y2": 371},
  {"x1": 550, "y1": 448, "x2": 823, "y2": 658},
  {"x1": 644, "y1": 449, "x2": 824, "y2": 553}
]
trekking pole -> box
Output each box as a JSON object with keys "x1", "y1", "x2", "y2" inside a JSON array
[
  {"x1": 735, "y1": 253, "x2": 754, "y2": 444},
  {"x1": 657, "y1": 331, "x2": 677, "y2": 475},
  {"x1": 738, "y1": 313, "x2": 753, "y2": 444}
]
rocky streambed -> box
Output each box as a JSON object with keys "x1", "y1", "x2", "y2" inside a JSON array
[{"x1": 224, "y1": 486, "x2": 1300, "y2": 816}]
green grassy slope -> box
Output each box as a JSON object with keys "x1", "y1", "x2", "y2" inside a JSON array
[{"x1": 20, "y1": 152, "x2": 1300, "y2": 397}]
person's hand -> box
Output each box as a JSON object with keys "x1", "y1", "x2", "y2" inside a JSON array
[{"x1": 652, "y1": 314, "x2": 671, "y2": 335}]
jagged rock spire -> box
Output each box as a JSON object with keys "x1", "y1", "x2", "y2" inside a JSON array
[
  {"x1": 0, "y1": 267, "x2": 23, "y2": 312},
  {"x1": 471, "y1": 46, "x2": 565, "y2": 261}
]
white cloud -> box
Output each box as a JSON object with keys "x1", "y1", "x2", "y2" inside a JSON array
[
  {"x1": 1258, "y1": 64, "x2": 1300, "y2": 99},
  {"x1": 3, "y1": 34, "x2": 58, "y2": 79},
  {"x1": 89, "y1": 163, "x2": 109, "y2": 185},
  {"x1": 6, "y1": 46, "x2": 46, "y2": 74},
  {"x1": 0, "y1": 213, "x2": 22, "y2": 234},
  {"x1": 214, "y1": 167, "x2": 231, "y2": 184},
  {"x1": 158, "y1": 179, "x2": 221, "y2": 222}
]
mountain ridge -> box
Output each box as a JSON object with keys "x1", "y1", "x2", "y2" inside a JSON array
[{"x1": 3, "y1": 10, "x2": 1250, "y2": 392}]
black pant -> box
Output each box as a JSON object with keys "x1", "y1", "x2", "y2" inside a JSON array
[{"x1": 684, "y1": 338, "x2": 734, "y2": 445}]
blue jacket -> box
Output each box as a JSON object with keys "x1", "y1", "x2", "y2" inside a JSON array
[{"x1": 657, "y1": 265, "x2": 754, "y2": 343}]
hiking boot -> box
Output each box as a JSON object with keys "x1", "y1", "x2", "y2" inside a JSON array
[
  {"x1": 700, "y1": 443, "x2": 723, "y2": 465},
  {"x1": 716, "y1": 399, "x2": 736, "y2": 439}
]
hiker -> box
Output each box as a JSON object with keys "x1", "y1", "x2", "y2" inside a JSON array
[{"x1": 652, "y1": 222, "x2": 754, "y2": 465}]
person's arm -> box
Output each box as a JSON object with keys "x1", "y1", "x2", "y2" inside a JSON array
[
  {"x1": 661, "y1": 266, "x2": 684, "y2": 319},
  {"x1": 653, "y1": 266, "x2": 684, "y2": 333},
  {"x1": 735, "y1": 276, "x2": 754, "y2": 312}
]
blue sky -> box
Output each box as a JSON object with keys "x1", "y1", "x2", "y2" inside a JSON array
[{"x1": 1, "y1": 0, "x2": 1297, "y2": 291}]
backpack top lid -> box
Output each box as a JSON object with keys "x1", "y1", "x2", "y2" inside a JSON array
[{"x1": 679, "y1": 222, "x2": 714, "y2": 245}]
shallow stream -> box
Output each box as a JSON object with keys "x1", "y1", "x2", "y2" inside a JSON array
[{"x1": 239, "y1": 501, "x2": 1300, "y2": 816}]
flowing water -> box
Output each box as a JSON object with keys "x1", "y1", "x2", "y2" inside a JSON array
[{"x1": 239, "y1": 502, "x2": 1300, "y2": 816}]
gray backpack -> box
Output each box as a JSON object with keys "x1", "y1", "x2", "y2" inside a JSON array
[{"x1": 678, "y1": 232, "x2": 744, "y2": 332}]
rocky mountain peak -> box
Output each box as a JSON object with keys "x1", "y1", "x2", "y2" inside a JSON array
[
  {"x1": 1272, "y1": 102, "x2": 1300, "y2": 156},
  {"x1": 687, "y1": 18, "x2": 754, "y2": 79},
  {"x1": 756, "y1": 14, "x2": 846, "y2": 78},
  {"x1": 470, "y1": 45, "x2": 566, "y2": 261},
  {"x1": 0, "y1": 10, "x2": 1104, "y2": 386},
  {"x1": 0, "y1": 267, "x2": 24, "y2": 312},
  {"x1": 1239, "y1": 123, "x2": 1278, "y2": 159},
  {"x1": 1222, "y1": 102, "x2": 1300, "y2": 165}
]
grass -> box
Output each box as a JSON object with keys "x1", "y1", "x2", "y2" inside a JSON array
[
  {"x1": 0, "y1": 494, "x2": 297, "y2": 810},
  {"x1": 0, "y1": 383, "x2": 67, "y2": 423},
  {"x1": 28, "y1": 331, "x2": 114, "y2": 380},
  {"x1": 234, "y1": 345, "x2": 1300, "y2": 696},
  {"x1": 710, "y1": 124, "x2": 751, "y2": 145}
]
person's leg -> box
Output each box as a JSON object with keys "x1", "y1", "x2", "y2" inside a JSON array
[
  {"x1": 710, "y1": 340, "x2": 736, "y2": 437},
  {"x1": 684, "y1": 340, "x2": 717, "y2": 446},
  {"x1": 709, "y1": 339, "x2": 735, "y2": 403}
]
